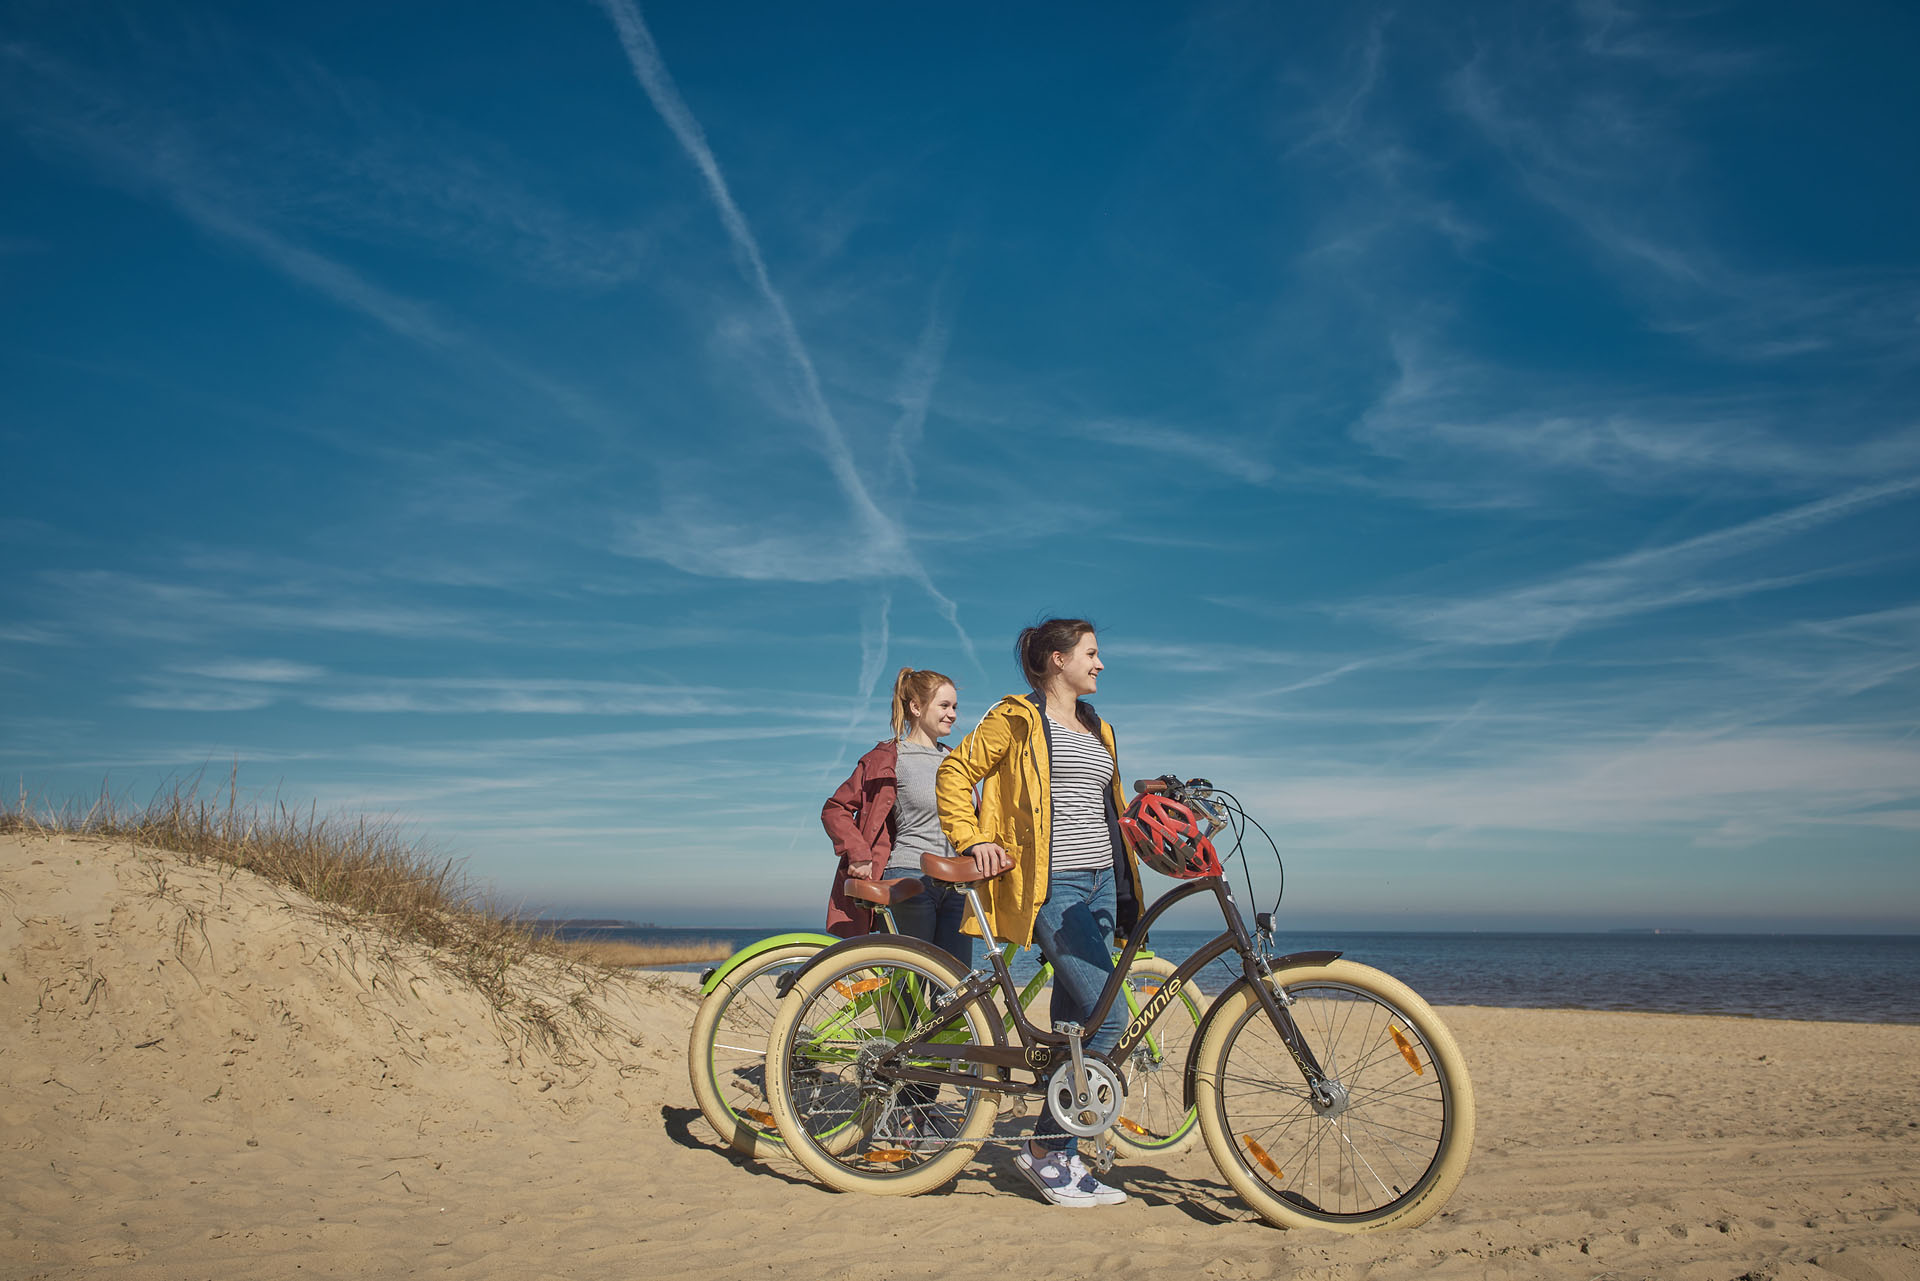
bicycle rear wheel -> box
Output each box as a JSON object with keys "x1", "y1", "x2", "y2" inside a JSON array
[
  {"x1": 1109, "y1": 955, "x2": 1205, "y2": 1157},
  {"x1": 766, "y1": 941, "x2": 1002, "y2": 1196},
  {"x1": 687, "y1": 942, "x2": 821, "y2": 1157},
  {"x1": 1193, "y1": 959, "x2": 1473, "y2": 1232}
]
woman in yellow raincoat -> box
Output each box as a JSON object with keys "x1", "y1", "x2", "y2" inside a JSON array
[{"x1": 935, "y1": 618, "x2": 1146, "y2": 1209}]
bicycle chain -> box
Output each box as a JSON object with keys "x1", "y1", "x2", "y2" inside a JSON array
[
  {"x1": 864, "y1": 1123, "x2": 1121, "y2": 1174},
  {"x1": 866, "y1": 1107, "x2": 1101, "y2": 1150}
]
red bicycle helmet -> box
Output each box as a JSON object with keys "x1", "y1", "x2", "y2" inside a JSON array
[{"x1": 1121, "y1": 794, "x2": 1221, "y2": 879}]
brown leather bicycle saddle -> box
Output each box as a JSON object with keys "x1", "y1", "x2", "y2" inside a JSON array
[
  {"x1": 842, "y1": 876, "x2": 924, "y2": 906},
  {"x1": 918, "y1": 853, "x2": 978, "y2": 885}
]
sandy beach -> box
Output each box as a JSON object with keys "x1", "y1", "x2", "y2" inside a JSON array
[{"x1": 4, "y1": 830, "x2": 1917, "y2": 1281}]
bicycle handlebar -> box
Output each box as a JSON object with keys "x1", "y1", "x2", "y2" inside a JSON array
[{"x1": 1132, "y1": 778, "x2": 1168, "y2": 795}]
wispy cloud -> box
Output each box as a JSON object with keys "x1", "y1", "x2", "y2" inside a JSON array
[
  {"x1": 42, "y1": 571, "x2": 479, "y2": 644},
  {"x1": 0, "y1": 40, "x2": 630, "y2": 434},
  {"x1": 1285, "y1": 11, "x2": 1485, "y2": 258},
  {"x1": 885, "y1": 287, "x2": 952, "y2": 499},
  {"x1": 125, "y1": 688, "x2": 277, "y2": 713},
  {"x1": 129, "y1": 672, "x2": 856, "y2": 722},
  {"x1": 174, "y1": 659, "x2": 329, "y2": 683},
  {"x1": 10, "y1": 12, "x2": 658, "y2": 289},
  {"x1": 303, "y1": 680, "x2": 764, "y2": 717},
  {"x1": 353, "y1": 724, "x2": 838, "y2": 769},
  {"x1": 1240, "y1": 728, "x2": 1920, "y2": 849},
  {"x1": 1445, "y1": 24, "x2": 1918, "y2": 363},
  {"x1": 854, "y1": 593, "x2": 893, "y2": 721},
  {"x1": 807, "y1": 591, "x2": 896, "y2": 805},
  {"x1": 1352, "y1": 334, "x2": 1920, "y2": 503},
  {"x1": 620, "y1": 499, "x2": 902, "y2": 584},
  {"x1": 1353, "y1": 476, "x2": 1920, "y2": 646},
  {"x1": 1105, "y1": 639, "x2": 1313, "y2": 673},
  {"x1": 1067, "y1": 419, "x2": 1277, "y2": 486},
  {"x1": 127, "y1": 666, "x2": 856, "y2": 718},
  {"x1": 2, "y1": 42, "x2": 453, "y2": 346},
  {"x1": 593, "y1": 0, "x2": 976, "y2": 662},
  {"x1": 17, "y1": 558, "x2": 786, "y2": 658},
  {"x1": 1572, "y1": 0, "x2": 1767, "y2": 79}
]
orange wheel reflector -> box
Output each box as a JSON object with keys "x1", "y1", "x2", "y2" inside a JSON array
[
  {"x1": 1116, "y1": 1117, "x2": 1148, "y2": 1136},
  {"x1": 834, "y1": 977, "x2": 886, "y2": 999},
  {"x1": 1241, "y1": 1135, "x2": 1283, "y2": 1180},
  {"x1": 865, "y1": 1148, "x2": 911, "y2": 1164},
  {"x1": 1390, "y1": 1024, "x2": 1424, "y2": 1075},
  {"x1": 741, "y1": 1107, "x2": 776, "y2": 1127},
  {"x1": 1138, "y1": 985, "x2": 1160, "y2": 997}
]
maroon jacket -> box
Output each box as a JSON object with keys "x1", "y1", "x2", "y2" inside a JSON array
[{"x1": 819, "y1": 740, "x2": 899, "y2": 937}]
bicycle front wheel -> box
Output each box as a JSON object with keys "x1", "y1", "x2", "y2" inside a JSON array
[
  {"x1": 1193, "y1": 959, "x2": 1474, "y2": 1232},
  {"x1": 766, "y1": 941, "x2": 1002, "y2": 1196},
  {"x1": 687, "y1": 941, "x2": 822, "y2": 1157},
  {"x1": 1109, "y1": 955, "x2": 1205, "y2": 1158}
]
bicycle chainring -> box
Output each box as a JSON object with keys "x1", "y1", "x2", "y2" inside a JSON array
[{"x1": 1043, "y1": 1059, "x2": 1126, "y2": 1138}]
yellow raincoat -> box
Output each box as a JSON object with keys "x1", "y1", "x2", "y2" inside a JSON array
[{"x1": 935, "y1": 693, "x2": 1145, "y2": 947}]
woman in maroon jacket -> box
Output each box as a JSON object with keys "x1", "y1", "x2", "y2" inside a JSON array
[{"x1": 819, "y1": 667, "x2": 972, "y2": 967}]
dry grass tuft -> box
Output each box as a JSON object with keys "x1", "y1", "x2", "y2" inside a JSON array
[
  {"x1": 3, "y1": 774, "x2": 649, "y2": 1061},
  {"x1": 554, "y1": 938, "x2": 731, "y2": 968}
]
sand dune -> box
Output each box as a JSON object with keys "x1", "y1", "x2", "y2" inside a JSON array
[{"x1": 4, "y1": 831, "x2": 1917, "y2": 1280}]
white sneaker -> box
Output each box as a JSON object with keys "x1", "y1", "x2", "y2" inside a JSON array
[
  {"x1": 1014, "y1": 1148, "x2": 1102, "y2": 1207},
  {"x1": 1066, "y1": 1153, "x2": 1128, "y2": 1206}
]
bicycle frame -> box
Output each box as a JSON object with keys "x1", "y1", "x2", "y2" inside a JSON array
[
  {"x1": 794, "y1": 937, "x2": 1166, "y2": 1058},
  {"x1": 765, "y1": 779, "x2": 1475, "y2": 1232},
  {"x1": 875, "y1": 874, "x2": 1339, "y2": 1101}
]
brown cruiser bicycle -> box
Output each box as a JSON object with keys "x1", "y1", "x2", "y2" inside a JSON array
[{"x1": 764, "y1": 777, "x2": 1475, "y2": 1232}]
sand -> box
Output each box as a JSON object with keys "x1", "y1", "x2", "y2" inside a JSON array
[{"x1": 3, "y1": 830, "x2": 1917, "y2": 1281}]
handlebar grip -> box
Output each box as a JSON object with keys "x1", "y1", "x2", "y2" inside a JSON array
[{"x1": 1132, "y1": 778, "x2": 1168, "y2": 795}]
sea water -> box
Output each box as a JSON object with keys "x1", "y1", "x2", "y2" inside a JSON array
[{"x1": 558, "y1": 923, "x2": 1920, "y2": 1023}]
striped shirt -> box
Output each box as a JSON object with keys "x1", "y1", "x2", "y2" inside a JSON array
[{"x1": 1046, "y1": 717, "x2": 1117, "y2": 873}]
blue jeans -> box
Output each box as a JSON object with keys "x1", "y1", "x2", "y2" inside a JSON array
[
  {"x1": 881, "y1": 865, "x2": 975, "y2": 971},
  {"x1": 1031, "y1": 865, "x2": 1126, "y2": 1152}
]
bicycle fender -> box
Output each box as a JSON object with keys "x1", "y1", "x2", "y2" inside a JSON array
[
  {"x1": 1181, "y1": 950, "x2": 1344, "y2": 1110},
  {"x1": 698, "y1": 932, "x2": 840, "y2": 995},
  {"x1": 788, "y1": 932, "x2": 975, "y2": 988}
]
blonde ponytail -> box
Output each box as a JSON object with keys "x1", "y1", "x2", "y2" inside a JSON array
[{"x1": 891, "y1": 666, "x2": 956, "y2": 738}]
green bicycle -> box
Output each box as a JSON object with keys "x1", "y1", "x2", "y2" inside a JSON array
[{"x1": 687, "y1": 875, "x2": 1204, "y2": 1160}]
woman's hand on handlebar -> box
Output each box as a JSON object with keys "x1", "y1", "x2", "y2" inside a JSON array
[{"x1": 968, "y1": 843, "x2": 1014, "y2": 878}]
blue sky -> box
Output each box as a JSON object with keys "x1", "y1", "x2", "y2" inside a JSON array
[{"x1": 4, "y1": 1, "x2": 1916, "y2": 932}]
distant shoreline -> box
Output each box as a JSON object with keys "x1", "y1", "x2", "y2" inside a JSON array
[{"x1": 546, "y1": 923, "x2": 1920, "y2": 1023}]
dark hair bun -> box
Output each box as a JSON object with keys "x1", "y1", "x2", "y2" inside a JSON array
[{"x1": 1017, "y1": 618, "x2": 1096, "y2": 687}]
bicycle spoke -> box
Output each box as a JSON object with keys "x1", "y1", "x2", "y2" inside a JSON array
[
  {"x1": 1208, "y1": 973, "x2": 1460, "y2": 1221},
  {"x1": 773, "y1": 948, "x2": 1002, "y2": 1184}
]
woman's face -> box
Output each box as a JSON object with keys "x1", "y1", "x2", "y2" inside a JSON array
[
  {"x1": 1051, "y1": 632, "x2": 1103, "y2": 698},
  {"x1": 911, "y1": 683, "x2": 959, "y2": 740}
]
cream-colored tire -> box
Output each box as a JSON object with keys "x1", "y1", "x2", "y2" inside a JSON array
[
  {"x1": 1193, "y1": 959, "x2": 1474, "y2": 1232},
  {"x1": 766, "y1": 941, "x2": 1001, "y2": 1196},
  {"x1": 687, "y1": 942, "x2": 822, "y2": 1157}
]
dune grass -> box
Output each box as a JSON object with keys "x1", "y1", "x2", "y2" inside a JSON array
[{"x1": 2, "y1": 775, "x2": 665, "y2": 1059}]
